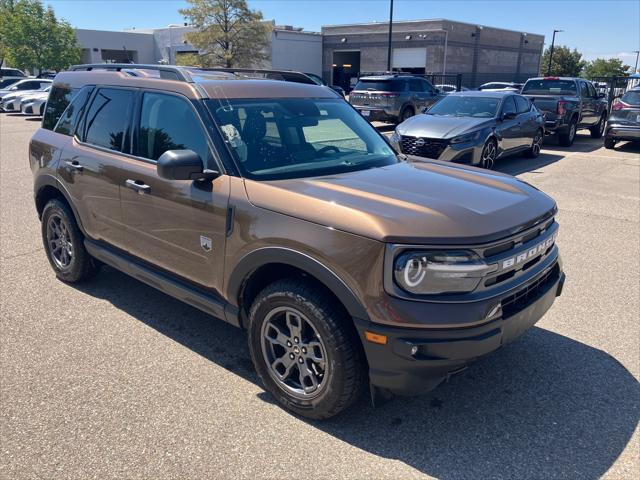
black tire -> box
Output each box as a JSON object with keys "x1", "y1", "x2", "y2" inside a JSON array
[
  {"x1": 525, "y1": 129, "x2": 544, "y2": 158},
  {"x1": 399, "y1": 106, "x2": 414, "y2": 123},
  {"x1": 559, "y1": 117, "x2": 577, "y2": 147},
  {"x1": 590, "y1": 113, "x2": 606, "y2": 139},
  {"x1": 41, "y1": 199, "x2": 100, "y2": 283},
  {"x1": 604, "y1": 137, "x2": 616, "y2": 149},
  {"x1": 248, "y1": 278, "x2": 366, "y2": 419}
]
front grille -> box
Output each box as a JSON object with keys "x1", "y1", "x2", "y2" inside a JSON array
[
  {"x1": 501, "y1": 263, "x2": 559, "y2": 317},
  {"x1": 401, "y1": 136, "x2": 448, "y2": 159}
]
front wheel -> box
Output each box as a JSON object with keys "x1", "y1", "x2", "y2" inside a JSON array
[
  {"x1": 399, "y1": 106, "x2": 414, "y2": 123},
  {"x1": 248, "y1": 279, "x2": 366, "y2": 419},
  {"x1": 525, "y1": 129, "x2": 544, "y2": 158},
  {"x1": 479, "y1": 138, "x2": 497, "y2": 169},
  {"x1": 590, "y1": 114, "x2": 606, "y2": 138},
  {"x1": 604, "y1": 137, "x2": 616, "y2": 149}
]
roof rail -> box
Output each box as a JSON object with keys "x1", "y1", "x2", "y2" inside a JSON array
[
  {"x1": 69, "y1": 64, "x2": 193, "y2": 82},
  {"x1": 68, "y1": 64, "x2": 316, "y2": 85},
  {"x1": 195, "y1": 67, "x2": 316, "y2": 85}
]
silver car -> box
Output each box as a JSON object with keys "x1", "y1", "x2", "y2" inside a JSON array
[{"x1": 389, "y1": 91, "x2": 545, "y2": 169}]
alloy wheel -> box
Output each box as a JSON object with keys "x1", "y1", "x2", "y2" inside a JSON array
[
  {"x1": 46, "y1": 214, "x2": 74, "y2": 270},
  {"x1": 261, "y1": 306, "x2": 329, "y2": 399},
  {"x1": 569, "y1": 123, "x2": 576, "y2": 143},
  {"x1": 481, "y1": 140, "x2": 497, "y2": 169},
  {"x1": 532, "y1": 131, "x2": 543, "y2": 155}
]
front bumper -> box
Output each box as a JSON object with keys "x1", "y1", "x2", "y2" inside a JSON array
[
  {"x1": 355, "y1": 262, "x2": 565, "y2": 395},
  {"x1": 605, "y1": 124, "x2": 640, "y2": 141}
]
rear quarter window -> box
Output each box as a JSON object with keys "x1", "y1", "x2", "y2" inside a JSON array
[
  {"x1": 43, "y1": 86, "x2": 80, "y2": 131},
  {"x1": 52, "y1": 86, "x2": 94, "y2": 136}
]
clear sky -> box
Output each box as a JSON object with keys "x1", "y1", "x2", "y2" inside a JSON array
[{"x1": 47, "y1": 0, "x2": 640, "y2": 67}]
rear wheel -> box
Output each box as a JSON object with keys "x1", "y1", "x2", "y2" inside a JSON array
[
  {"x1": 525, "y1": 129, "x2": 544, "y2": 158},
  {"x1": 41, "y1": 199, "x2": 100, "y2": 283},
  {"x1": 399, "y1": 106, "x2": 414, "y2": 123},
  {"x1": 480, "y1": 138, "x2": 497, "y2": 169},
  {"x1": 604, "y1": 137, "x2": 616, "y2": 149},
  {"x1": 559, "y1": 118, "x2": 577, "y2": 147},
  {"x1": 590, "y1": 113, "x2": 606, "y2": 138},
  {"x1": 248, "y1": 279, "x2": 366, "y2": 419}
]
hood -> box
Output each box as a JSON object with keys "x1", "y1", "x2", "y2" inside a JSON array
[
  {"x1": 244, "y1": 161, "x2": 556, "y2": 244},
  {"x1": 397, "y1": 114, "x2": 493, "y2": 139}
]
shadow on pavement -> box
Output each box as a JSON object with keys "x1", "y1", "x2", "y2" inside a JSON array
[
  {"x1": 494, "y1": 151, "x2": 565, "y2": 176},
  {"x1": 541, "y1": 132, "x2": 604, "y2": 154},
  {"x1": 74, "y1": 266, "x2": 639, "y2": 480}
]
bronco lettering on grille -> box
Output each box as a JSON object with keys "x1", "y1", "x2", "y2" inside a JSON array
[{"x1": 501, "y1": 232, "x2": 558, "y2": 269}]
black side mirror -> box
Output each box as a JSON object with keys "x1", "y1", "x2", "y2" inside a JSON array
[
  {"x1": 157, "y1": 150, "x2": 217, "y2": 181},
  {"x1": 598, "y1": 92, "x2": 606, "y2": 99},
  {"x1": 502, "y1": 111, "x2": 517, "y2": 120}
]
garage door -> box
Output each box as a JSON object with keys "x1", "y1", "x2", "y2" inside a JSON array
[{"x1": 392, "y1": 48, "x2": 427, "y2": 69}]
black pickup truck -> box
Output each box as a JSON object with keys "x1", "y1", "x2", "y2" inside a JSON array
[{"x1": 521, "y1": 77, "x2": 608, "y2": 146}]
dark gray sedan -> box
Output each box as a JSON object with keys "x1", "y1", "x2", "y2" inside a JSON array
[{"x1": 389, "y1": 91, "x2": 545, "y2": 169}]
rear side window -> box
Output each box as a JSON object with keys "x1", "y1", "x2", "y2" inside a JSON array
[
  {"x1": 136, "y1": 92, "x2": 209, "y2": 162},
  {"x1": 1, "y1": 68, "x2": 25, "y2": 77},
  {"x1": 580, "y1": 82, "x2": 589, "y2": 97},
  {"x1": 515, "y1": 95, "x2": 530, "y2": 113},
  {"x1": 82, "y1": 88, "x2": 133, "y2": 152},
  {"x1": 53, "y1": 86, "x2": 93, "y2": 136},
  {"x1": 43, "y1": 86, "x2": 79, "y2": 131}
]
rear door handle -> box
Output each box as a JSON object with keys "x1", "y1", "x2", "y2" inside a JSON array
[
  {"x1": 65, "y1": 160, "x2": 83, "y2": 171},
  {"x1": 125, "y1": 179, "x2": 151, "y2": 194}
]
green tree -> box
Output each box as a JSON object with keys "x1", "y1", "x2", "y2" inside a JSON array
[
  {"x1": 540, "y1": 45, "x2": 586, "y2": 77},
  {"x1": 0, "y1": 0, "x2": 81, "y2": 73},
  {"x1": 582, "y1": 58, "x2": 630, "y2": 79},
  {"x1": 175, "y1": 52, "x2": 203, "y2": 67},
  {"x1": 179, "y1": 0, "x2": 272, "y2": 68}
]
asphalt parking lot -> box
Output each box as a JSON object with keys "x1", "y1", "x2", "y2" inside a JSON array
[{"x1": 1, "y1": 112, "x2": 638, "y2": 479}]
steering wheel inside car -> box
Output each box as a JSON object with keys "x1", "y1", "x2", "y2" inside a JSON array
[{"x1": 316, "y1": 146, "x2": 340, "y2": 156}]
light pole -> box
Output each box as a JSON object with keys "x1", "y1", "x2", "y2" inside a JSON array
[
  {"x1": 547, "y1": 29, "x2": 562, "y2": 76},
  {"x1": 386, "y1": 0, "x2": 394, "y2": 72},
  {"x1": 633, "y1": 50, "x2": 639, "y2": 74}
]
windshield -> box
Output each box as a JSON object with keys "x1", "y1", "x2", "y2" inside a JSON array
[
  {"x1": 522, "y1": 79, "x2": 577, "y2": 95},
  {"x1": 206, "y1": 98, "x2": 397, "y2": 180},
  {"x1": 427, "y1": 95, "x2": 500, "y2": 118}
]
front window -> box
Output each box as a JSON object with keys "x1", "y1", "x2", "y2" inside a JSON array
[
  {"x1": 522, "y1": 79, "x2": 577, "y2": 95},
  {"x1": 206, "y1": 98, "x2": 397, "y2": 180},
  {"x1": 427, "y1": 95, "x2": 500, "y2": 118}
]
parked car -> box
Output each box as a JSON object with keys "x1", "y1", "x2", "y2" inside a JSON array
[
  {"x1": 604, "y1": 87, "x2": 640, "y2": 149},
  {"x1": 478, "y1": 82, "x2": 523, "y2": 92},
  {"x1": 0, "y1": 78, "x2": 52, "y2": 102},
  {"x1": 2, "y1": 86, "x2": 51, "y2": 113},
  {"x1": 304, "y1": 72, "x2": 346, "y2": 97},
  {"x1": 521, "y1": 77, "x2": 608, "y2": 146},
  {"x1": 436, "y1": 84, "x2": 470, "y2": 94},
  {"x1": 349, "y1": 74, "x2": 443, "y2": 123},
  {"x1": 390, "y1": 91, "x2": 545, "y2": 168},
  {"x1": 30, "y1": 64, "x2": 564, "y2": 419},
  {"x1": 21, "y1": 93, "x2": 49, "y2": 116},
  {"x1": 0, "y1": 67, "x2": 27, "y2": 89}
]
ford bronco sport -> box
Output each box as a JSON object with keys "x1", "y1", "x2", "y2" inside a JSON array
[{"x1": 31, "y1": 64, "x2": 565, "y2": 419}]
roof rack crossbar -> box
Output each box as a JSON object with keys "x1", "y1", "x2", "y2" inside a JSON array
[{"x1": 69, "y1": 64, "x2": 193, "y2": 82}]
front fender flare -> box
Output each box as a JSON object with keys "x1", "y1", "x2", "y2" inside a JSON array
[{"x1": 226, "y1": 247, "x2": 370, "y2": 322}]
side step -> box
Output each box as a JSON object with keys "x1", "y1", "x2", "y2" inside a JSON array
[{"x1": 84, "y1": 240, "x2": 240, "y2": 328}]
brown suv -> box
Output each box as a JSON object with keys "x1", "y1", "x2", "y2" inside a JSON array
[{"x1": 30, "y1": 64, "x2": 565, "y2": 419}]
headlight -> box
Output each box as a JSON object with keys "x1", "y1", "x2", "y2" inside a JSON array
[
  {"x1": 450, "y1": 130, "x2": 482, "y2": 144},
  {"x1": 389, "y1": 129, "x2": 401, "y2": 153},
  {"x1": 394, "y1": 250, "x2": 491, "y2": 295}
]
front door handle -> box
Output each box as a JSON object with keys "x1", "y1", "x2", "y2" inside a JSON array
[
  {"x1": 65, "y1": 160, "x2": 83, "y2": 171},
  {"x1": 125, "y1": 179, "x2": 151, "y2": 194}
]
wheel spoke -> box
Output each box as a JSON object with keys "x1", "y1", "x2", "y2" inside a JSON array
[
  {"x1": 285, "y1": 311, "x2": 302, "y2": 339},
  {"x1": 304, "y1": 341, "x2": 325, "y2": 367},
  {"x1": 299, "y1": 363, "x2": 319, "y2": 393},
  {"x1": 271, "y1": 355, "x2": 296, "y2": 381},
  {"x1": 265, "y1": 321, "x2": 289, "y2": 348}
]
